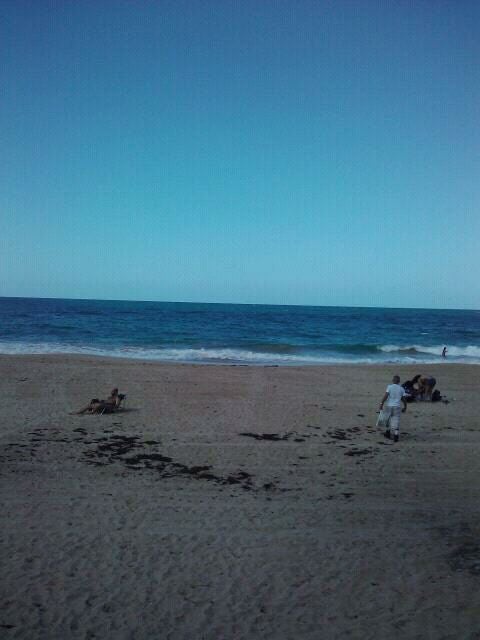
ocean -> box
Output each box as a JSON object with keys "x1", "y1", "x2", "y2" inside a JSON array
[{"x1": 0, "y1": 297, "x2": 478, "y2": 365}]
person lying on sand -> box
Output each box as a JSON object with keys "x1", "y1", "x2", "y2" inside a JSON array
[{"x1": 71, "y1": 388, "x2": 124, "y2": 415}]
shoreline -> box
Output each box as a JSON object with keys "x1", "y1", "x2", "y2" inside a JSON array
[{"x1": 0, "y1": 351, "x2": 477, "y2": 369}]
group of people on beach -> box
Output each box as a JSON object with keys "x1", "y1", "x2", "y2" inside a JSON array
[
  {"x1": 401, "y1": 374, "x2": 437, "y2": 401},
  {"x1": 379, "y1": 372, "x2": 442, "y2": 443},
  {"x1": 73, "y1": 372, "x2": 441, "y2": 447}
]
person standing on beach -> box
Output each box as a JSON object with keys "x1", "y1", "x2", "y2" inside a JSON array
[
  {"x1": 379, "y1": 375, "x2": 407, "y2": 442},
  {"x1": 442, "y1": 346, "x2": 447, "y2": 358}
]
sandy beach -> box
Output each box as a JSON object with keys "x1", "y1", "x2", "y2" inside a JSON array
[{"x1": 1, "y1": 354, "x2": 479, "y2": 639}]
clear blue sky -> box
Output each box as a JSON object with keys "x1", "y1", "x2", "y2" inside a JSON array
[{"x1": 1, "y1": 0, "x2": 479, "y2": 308}]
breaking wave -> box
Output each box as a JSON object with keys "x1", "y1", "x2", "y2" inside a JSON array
[
  {"x1": 0, "y1": 341, "x2": 478, "y2": 364},
  {"x1": 0, "y1": 342, "x2": 340, "y2": 364},
  {"x1": 379, "y1": 344, "x2": 480, "y2": 359}
]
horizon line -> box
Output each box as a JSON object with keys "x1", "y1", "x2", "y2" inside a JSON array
[{"x1": 0, "y1": 295, "x2": 477, "y2": 313}]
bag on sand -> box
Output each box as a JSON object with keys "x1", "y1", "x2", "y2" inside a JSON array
[{"x1": 376, "y1": 409, "x2": 391, "y2": 428}]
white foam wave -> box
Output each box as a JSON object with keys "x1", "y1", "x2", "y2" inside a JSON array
[
  {"x1": 379, "y1": 344, "x2": 480, "y2": 358},
  {"x1": 0, "y1": 341, "x2": 377, "y2": 364},
  {"x1": 0, "y1": 341, "x2": 478, "y2": 364}
]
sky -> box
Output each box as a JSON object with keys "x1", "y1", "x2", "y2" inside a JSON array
[{"x1": 1, "y1": 0, "x2": 479, "y2": 309}]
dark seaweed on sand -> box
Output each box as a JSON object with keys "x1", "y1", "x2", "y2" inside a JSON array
[{"x1": 239, "y1": 432, "x2": 294, "y2": 441}]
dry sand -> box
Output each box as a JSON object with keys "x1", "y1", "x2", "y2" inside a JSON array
[{"x1": 1, "y1": 355, "x2": 479, "y2": 639}]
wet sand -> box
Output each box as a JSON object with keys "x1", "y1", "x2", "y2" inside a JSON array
[{"x1": 1, "y1": 355, "x2": 479, "y2": 639}]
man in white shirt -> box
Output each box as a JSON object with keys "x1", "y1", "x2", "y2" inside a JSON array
[{"x1": 379, "y1": 375, "x2": 407, "y2": 442}]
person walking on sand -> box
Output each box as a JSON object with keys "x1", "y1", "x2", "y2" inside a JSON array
[{"x1": 379, "y1": 375, "x2": 407, "y2": 442}]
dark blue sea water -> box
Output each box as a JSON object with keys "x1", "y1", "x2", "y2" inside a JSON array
[{"x1": 0, "y1": 297, "x2": 479, "y2": 365}]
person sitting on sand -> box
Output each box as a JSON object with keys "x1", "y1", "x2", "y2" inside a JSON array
[
  {"x1": 379, "y1": 375, "x2": 407, "y2": 442},
  {"x1": 405, "y1": 374, "x2": 427, "y2": 399},
  {"x1": 402, "y1": 375, "x2": 423, "y2": 401},
  {"x1": 401, "y1": 378, "x2": 417, "y2": 402},
  {"x1": 72, "y1": 388, "x2": 124, "y2": 415}
]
